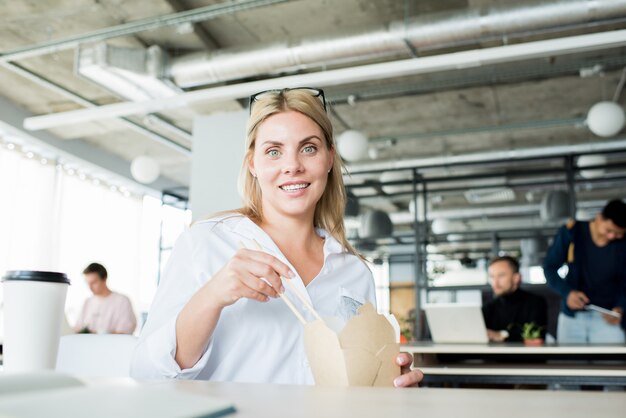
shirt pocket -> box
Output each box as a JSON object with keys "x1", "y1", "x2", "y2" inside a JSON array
[{"x1": 336, "y1": 286, "x2": 366, "y2": 323}]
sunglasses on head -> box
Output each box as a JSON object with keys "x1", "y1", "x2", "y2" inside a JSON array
[{"x1": 248, "y1": 87, "x2": 327, "y2": 114}]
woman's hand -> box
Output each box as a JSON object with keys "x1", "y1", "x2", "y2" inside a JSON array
[
  {"x1": 393, "y1": 352, "x2": 424, "y2": 387},
  {"x1": 176, "y1": 248, "x2": 294, "y2": 369},
  {"x1": 203, "y1": 248, "x2": 294, "y2": 309}
]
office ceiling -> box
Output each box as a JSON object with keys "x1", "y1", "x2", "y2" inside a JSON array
[{"x1": 1, "y1": 0, "x2": 626, "y2": 257}]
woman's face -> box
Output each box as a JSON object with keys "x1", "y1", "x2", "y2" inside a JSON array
[{"x1": 249, "y1": 110, "x2": 334, "y2": 221}]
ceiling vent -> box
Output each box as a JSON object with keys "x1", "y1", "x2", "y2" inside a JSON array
[
  {"x1": 77, "y1": 43, "x2": 180, "y2": 101},
  {"x1": 464, "y1": 187, "x2": 515, "y2": 204}
]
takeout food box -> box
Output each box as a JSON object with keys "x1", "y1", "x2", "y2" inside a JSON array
[{"x1": 303, "y1": 303, "x2": 400, "y2": 386}]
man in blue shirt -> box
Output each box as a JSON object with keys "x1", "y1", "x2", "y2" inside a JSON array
[{"x1": 543, "y1": 199, "x2": 626, "y2": 343}]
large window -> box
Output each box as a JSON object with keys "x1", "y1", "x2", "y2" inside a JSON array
[{"x1": 0, "y1": 143, "x2": 189, "y2": 334}]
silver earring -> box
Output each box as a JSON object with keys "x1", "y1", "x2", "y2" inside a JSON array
[{"x1": 327, "y1": 169, "x2": 331, "y2": 173}]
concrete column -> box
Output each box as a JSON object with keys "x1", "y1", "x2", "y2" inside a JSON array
[{"x1": 190, "y1": 110, "x2": 247, "y2": 221}]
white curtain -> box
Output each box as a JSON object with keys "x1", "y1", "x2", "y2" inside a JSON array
[
  {"x1": 0, "y1": 149, "x2": 57, "y2": 273},
  {"x1": 0, "y1": 145, "x2": 189, "y2": 332}
]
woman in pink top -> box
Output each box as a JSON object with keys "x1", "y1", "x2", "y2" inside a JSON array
[{"x1": 74, "y1": 262, "x2": 137, "y2": 334}]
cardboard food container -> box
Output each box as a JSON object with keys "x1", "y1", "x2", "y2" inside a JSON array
[{"x1": 303, "y1": 303, "x2": 400, "y2": 386}]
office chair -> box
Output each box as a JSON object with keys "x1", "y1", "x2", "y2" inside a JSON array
[{"x1": 55, "y1": 334, "x2": 138, "y2": 378}]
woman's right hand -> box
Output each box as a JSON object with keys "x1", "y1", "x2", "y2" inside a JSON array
[{"x1": 202, "y1": 248, "x2": 294, "y2": 309}]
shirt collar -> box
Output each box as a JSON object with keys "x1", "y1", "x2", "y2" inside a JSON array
[
  {"x1": 315, "y1": 227, "x2": 345, "y2": 256},
  {"x1": 232, "y1": 216, "x2": 346, "y2": 259}
]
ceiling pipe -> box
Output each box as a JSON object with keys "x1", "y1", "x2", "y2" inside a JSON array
[
  {"x1": 369, "y1": 117, "x2": 586, "y2": 144},
  {"x1": 168, "y1": 0, "x2": 626, "y2": 88},
  {"x1": 388, "y1": 199, "x2": 606, "y2": 225},
  {"x1": 390, "y1": 205, "x2": 540, "y2": 224},
  {"x1": 0, "y1": 0, "x2": 290, "y2": 63},
  {"x1": 346, "y1": 137, "x2": 626, "y2": 174}
]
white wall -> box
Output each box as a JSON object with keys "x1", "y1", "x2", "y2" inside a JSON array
[{"x1": 190, "y1": 111, "x2": 247, "y2": 221}]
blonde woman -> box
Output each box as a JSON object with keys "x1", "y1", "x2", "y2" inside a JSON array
[{"x1": 131, "y1": 88, "x2": 423, "y2": 387}]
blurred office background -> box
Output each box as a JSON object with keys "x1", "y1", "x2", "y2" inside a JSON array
[{"x1": 1, "y1": 0, "x2": 625, "y2": 340}]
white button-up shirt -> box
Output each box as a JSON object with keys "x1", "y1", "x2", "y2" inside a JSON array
[{"x1": 130, "y1": 215, "x2": 375, "y2": 384}]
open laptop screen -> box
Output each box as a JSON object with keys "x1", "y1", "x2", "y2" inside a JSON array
[{"x1": 424, "y1": 303, "x2": 489, "y2": 344}]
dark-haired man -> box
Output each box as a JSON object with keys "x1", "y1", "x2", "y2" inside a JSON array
[
  {"x1": 543, "y1": 199, "x2": 626, "y2": 343},
  {"x1": 482, "y1": 256, "x2": 547, "y2": 342},
  {"x1": 74, "y1": 262, "x2": 137, "y2": 334}
]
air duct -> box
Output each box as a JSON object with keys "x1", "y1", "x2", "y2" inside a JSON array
[
  {"x1": 167, "y1": 0, "x2": 626, "y2": 88},
  {"x1": 77, "y1": 44, "x2": 179, "y2": 101},
  {"x1": 540, "y1": 190, "x2": 572, "y2": 221},
  {"x1": 388, "y1": 199, "x2": 606, "y2": 226},
  {"x1": 26, "y1": 29, "x2": 626, "y2": 129},
  {"x1": 520, "y1": 236, "x2": 548, "y2": 266},
  {"x1": 360, "y1": 210, "x2": 394, "y2": 238}
]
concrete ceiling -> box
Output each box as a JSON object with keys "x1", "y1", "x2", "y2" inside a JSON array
[{"x1": 1, "y1": 0, "x2": 626, "y2": 257}]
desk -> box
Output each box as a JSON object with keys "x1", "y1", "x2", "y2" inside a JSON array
[
  {"x1": 1, "y1": 376, "x2": 625, "y2": 417},
  {"x1": 156, "y1": 380, "x2": 625, "y2": 418},
  {"x1": 402, "y1": 342, "x2": 626, "y2": 386}
]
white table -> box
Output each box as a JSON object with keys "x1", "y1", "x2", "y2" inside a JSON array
[
  {"x1": 1, "y1": 376, "x2": 625, "y2": 417},
  {"x1": 158, "y1": 379, "x2": 626, "y2": 417},
  {"x1": 402, "y1": 342, "x2": 626, "y2": 386}
]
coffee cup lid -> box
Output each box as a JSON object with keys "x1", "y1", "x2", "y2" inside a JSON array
[{"x1": 2, "y1": 270, "x2": 70, "y2": 284}]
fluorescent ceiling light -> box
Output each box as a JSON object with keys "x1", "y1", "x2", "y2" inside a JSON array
[
  {"x1": 24, "y1": 29, "x2": 626, "y2": 131},
  {"x1": 464, "y1": 187, "x2": 516, "y2": 204},
  {"x1": 352, "y1": 187, "x2": 378, "y2": 196}
]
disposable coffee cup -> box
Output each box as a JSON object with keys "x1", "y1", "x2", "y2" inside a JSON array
[{"x1": 2, "y1": 271, "x2": 70, "y2": 372}]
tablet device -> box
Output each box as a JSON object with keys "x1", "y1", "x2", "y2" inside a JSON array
[{"x1": 585, "y1": 304, "x2": 622, "y2": 318}]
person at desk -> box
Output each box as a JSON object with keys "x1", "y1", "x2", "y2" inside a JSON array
[
  {"x1": 74, "y1": 262, "x2": 137, "y2": 334},
  {"x1": 131, "y1": 88, "x2": 422, "y2": 387},
  {"x1": 482, "y1": 256, "x2": 548, "y2": 342},
  {"x1": 543, "y1": 199, "x2": 626, "y2": 343}
]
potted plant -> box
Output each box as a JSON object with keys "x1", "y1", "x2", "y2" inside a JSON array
[
  {"x1": 521, "y1": 322, "x2": 544, "y2": 346},
  {"x1": 399, "y1": 310, "x2": 416, "y2": 344}
]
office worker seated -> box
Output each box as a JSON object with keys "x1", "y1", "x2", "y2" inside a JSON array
[
  {"x1": 543, "y1": 199, "x2": 626, "y2": 344},
  {"x1": 131, "y1": 88, "x2": 422, "y2": 387},
  {"x1": 482, "y1": 256, "x2": 547, "y2": 342},
  {"x1": 74, "y1": 262, "x2": 137, "y2": 335}
]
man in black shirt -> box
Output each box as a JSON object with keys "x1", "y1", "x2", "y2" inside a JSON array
[{"x1": 482, "y1": 256, "x2": 548, "y2": 342}]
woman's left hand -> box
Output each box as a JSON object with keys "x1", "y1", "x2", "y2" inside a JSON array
[{"x1": 393, "y1": 352, "x2": 423, "y2": 388}]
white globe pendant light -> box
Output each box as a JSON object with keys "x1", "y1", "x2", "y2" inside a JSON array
[
  {"x1": 586, "y1": 101, "x2": 625, "y2": 137},
  {"x1": 337, "y1": 130, "x2": 368, "y2": 161},
  {"x1": 577, "y1": 154, "x2": 607, "y2": 179},
  {"x1": 131, "y1": 156, "x2": 160, "y2": 184}
]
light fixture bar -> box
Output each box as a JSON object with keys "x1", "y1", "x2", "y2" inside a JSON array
[{"x1": 24, "y1": 29, "x2": 626, "y2": 131}]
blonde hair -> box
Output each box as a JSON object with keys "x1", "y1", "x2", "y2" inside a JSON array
[{"x1": 236, "y1": 89, "x2": 357, "y2": 255}]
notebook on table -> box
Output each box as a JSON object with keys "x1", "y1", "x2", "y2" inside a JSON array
[{"x1": 0, "y1": 372, "x2": 236, "y2": 418}]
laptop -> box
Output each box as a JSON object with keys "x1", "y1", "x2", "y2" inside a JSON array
[{"x1": 424, "y1": 303, "x2": 489, "y2": 344}]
